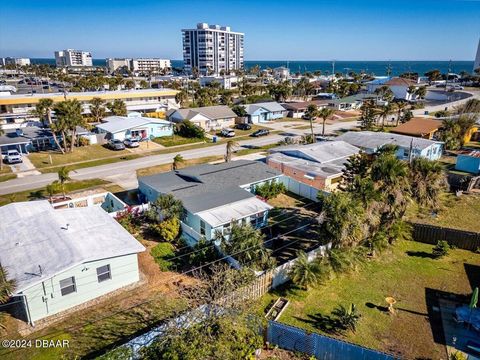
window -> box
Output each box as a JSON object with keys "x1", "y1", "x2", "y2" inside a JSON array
[
  {"x1": 59, "y1": 277, "x2": 76, "y2": 296},
  {"x1": 200, "y1": 220, "x2": 206, "y2": 236},
  {"x1": 96, "y1": 264, "x2": 111, "y2": 283}
]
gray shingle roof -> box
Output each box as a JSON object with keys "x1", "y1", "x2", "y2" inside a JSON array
[
  {"x1": 242, "y1": 102, "x2": 286, "y2": 115},
  {"x1": 169, "y1": 105, "x2": 236, "y2": 120},
  {"x1": 139, "y1": 160, "x2": 281, "y2": 213},
  {"x1": 0, "y1": 201, "x2": 145, "y2": 293},
  {"x1": 0, "y1": 126, "x2": 53, "y2": 146}
]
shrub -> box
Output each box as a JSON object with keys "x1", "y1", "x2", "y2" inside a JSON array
[
  {"x1": 151, "y1": 242, "x2": 175, "y2": 271},
  {"x1": 77, "y1": 137, "x2": 90, "y2": 147},
  {"x1": 188, "y1": 237, "x2": 219, "y2": 266},
  {"x1": 176, "y1": 120, "x2": 205, "y2": 139},
  {"x1": 150, "y1": 217, "x2": 180, "y2": 242},
  {"x1": 432, "y1": 240, "x2": 450, "y2": 258},
  {"x1": 254, "y1": 180, "x2": 286, "y2": 200},
  {"x1": 331, "y1": 303, "x2": 361, "y2": 333}
]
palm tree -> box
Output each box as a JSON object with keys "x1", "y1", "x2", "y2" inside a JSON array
[
  {"x1": 57, "y1": 167, "x2": 71, "y2": 198},
  {"x1": 172, "y1": 154, "x2": 184, "y2": 170},
  {"x1": 175, "y1": 89, "x2": 189, "y2": 107},
  {"x1": 394, "y1": 100, "x2": 408, "y2": 126},
  {"x1": 148, "y1": 193, "x2": 183, "y2": 222},
  {"x1": 409, "y1": 158, "x2": 446, "y2": 210},
  {"x1": 89, "y1": 97, "x2": 107, "y2": 122},
  {"x1": 46, "y1": 180, "x2": 61, "y2": 203},
  {"x1": 107, "y1": 99, "x2": 127, "y2": 116},
  {"x1": 289, "y1": 251, "x2": 324, "y2": 290},
  {"x1": 331, "y1": 303, "x2": 361, "y2": 333},
  {"x1": 318, "y1": 107, "x2": 334, "y2": 136},
  {"x1": 53, "y1": 99, "x2": 84, "y2": 153},
  {"x1": 225, "y1": 140, "x2": 239, "y2": 162},
  {"x1": 34, "y1": 98, "x2": 64, "y2": 154},
  {"x1": 304, "y1": 104, "x2": 319, "y2": 142},
  {"x1": 376, "y1": 103, "x2": 394, "y2": 128}
]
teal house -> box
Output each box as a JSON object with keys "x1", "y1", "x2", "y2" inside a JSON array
[
  {"x1": 0, "y1": 201, "x2": 145, "y2": 325},
  {"x1": 138, "y1": 160, "x2": 282, "y2": 243},
  {"x1": 96, "y1": 115, "x2": 173, "y2": 141}
]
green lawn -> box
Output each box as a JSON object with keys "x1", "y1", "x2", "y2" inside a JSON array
[
  {"x1": 0, "y1": 166, "x2": 16, "y2": 182},
  {"x1": 0, "y1": 179, "x2": 110, "y2": 206},
  {"x1": 258, "y1": 240, "x2": 479, "y2": 359},
  {"x1": 151, "y1": 242, "x2": 176, "y2": 271},
  {"x1": 152, "y1": 135, "x2": 206, "y2": 147},
  {"x1": 410, "y1": 193, "x2": 480, "y2": 233}
]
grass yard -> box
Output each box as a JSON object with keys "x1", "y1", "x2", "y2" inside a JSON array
[
  {"x1": 136, "y1": 155, "x2": 223, "y2": 177},
  {"x1": 0, "y1": 179, "x2": 110, "y2": 206},
  {"x1": 410, "y1": 193, "x2": 480, "y2": 233},
  {"x1": 258, "y1": 240, "x2": 480, "y2": 359},
  {"x1": 0, "y1": 165, "x2": 16, "y2": 182},
  {"x1": 152, "y1": 135, "x2": 205, "y2": 147}
]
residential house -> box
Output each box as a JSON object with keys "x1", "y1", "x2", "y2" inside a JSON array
[
  {"x1": 367, "y1": 77, "x2": 418, "y2": 100},
  {"x1": 455, "y1": 150, "x2": 480, "y2": 174},
  {"x1": 337, "y1": 131, "x2": 443, "y2": 160},
  {"x1": 241, "y1": 102, "x2": 287, "y2": 123},
  {"x1": 273, "y1": 67, "x2": 290, "y2": 80},
  {"x1": 0, "y1": 126, "x2": 55, "y2": 154},
  {"x1": 391, "y1": 117, "x2": 442, "y2": 139},
  {"x1": 199, "y1": 75, "x2": 239, "y2": 90},
  {"x1": 0, "y1": 201, "x2": 145, "y2": 325},
  {"x1": 138, "y1": 160, "x2": 282, "y2": 242},
  {"x1": 327, "y1": 93, "x2": 383, "y2": 111},
  {"x1": 167, "y1": 105, "x2": 237, "y2": 132},
  {"x1": 96, "y1": 115, "x2": 174, "y2": 141},
  {"x1": 267, "y1": 141, "x2": 360, "y2": 191},
  {"x1": 281, "y1": 100, "x2": 329, "y2": 118}
]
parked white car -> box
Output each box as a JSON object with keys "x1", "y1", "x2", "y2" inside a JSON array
[
  {"x1": 4, "y1": 150, "x2": 22, "y2": 164},
  {"x1": 124, "y1": 138, "x2": 140, "y2": 148},
  {"x1": 221, "y1": 128, "x2": 236, "y2": 137}
]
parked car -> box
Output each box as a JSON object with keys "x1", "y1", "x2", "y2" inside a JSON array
[
  {"x1": 107, "y1": 139, "x2": 125, "y2": 151},
  {"x1": 221, "y1": 128, "x2": 236, "y2": 137},
  {"x1": 4, "y1": 150, "x2": 22, "y2": 164},
  {"x1": 124, "y1": 138, "x2": 140, "y2": 148},
  {"x1": 449, "y1": 85, "x2": 464, "y2": 90},
  {"x1": 251, "y1": 129, "x2": 269, "y2": 137},
  {"x1": 236, "y1": 123, "x2": 252, "y2": 130}
]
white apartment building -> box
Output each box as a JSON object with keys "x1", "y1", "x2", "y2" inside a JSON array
[
  {"x1": 131, "y1": 58, "x2": 171, "y2": 73},
  {"x1": 182, "y1": 23, "x2": 244, "y2": 76},
  {"x1": 0, "y1": 57, "x2": 31, "y2": 67},
  {"x1": 106, "y1": 58, "x2": 171, "y2": 74},
  {"x1": 55, "y1": 49, "x2": 93, "y2": 67}
]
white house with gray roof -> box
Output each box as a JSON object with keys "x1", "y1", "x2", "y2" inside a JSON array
[
  {"x1": 96, "y1": 115, "x2": 173, "y2": 141},
  {"x1": 166, "y1": 105, "x2": 236, "y2": 132},
  {"x1": 337, "y1": 131, "x2": 443, "y2": 160},
  {"x1": 241, "y1": 102, "x2": 287, "y2": 123},
  {"x1": 138, "y1": 160, "x2": 282, "y2": 242},
  {"x1": 0, "y1": 201, "x2": 145, "y2": 325}
]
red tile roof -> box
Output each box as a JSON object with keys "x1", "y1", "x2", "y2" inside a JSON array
[{"x1": 385, "y1": 77, "x2": 417, "y2": 87}]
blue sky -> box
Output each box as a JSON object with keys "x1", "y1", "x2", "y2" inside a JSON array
[{"x1": 1, "y1": 0, "x2": 479, "y2": 60}]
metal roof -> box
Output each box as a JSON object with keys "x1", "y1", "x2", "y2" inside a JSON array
[
  {"x1": 0, "y1": 201, "x2": 145, "y2": 293},
  {"x1": 96, "y1": 116, "x2": 172, "y2": 134},
  {"x1": 269, "y1": 141, "x2": 360, "y2": 164},
  {"x1": 139, "y1": 160, "x2": 281, "y2": 213},
  {"x1": 267, "y1": 153, "x2": 347, "y2": 179},
  {"x1": 337, "y1": 131, "x2": 442, "y2": 151}
]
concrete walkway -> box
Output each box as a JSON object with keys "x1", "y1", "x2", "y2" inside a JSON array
[{"x1": 10, "y1": 156, "x2": 41, "y2": 177}]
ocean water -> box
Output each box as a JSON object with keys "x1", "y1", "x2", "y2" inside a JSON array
[{"x1": 30, "y1": 58, "x2": 475, "y2": 76}]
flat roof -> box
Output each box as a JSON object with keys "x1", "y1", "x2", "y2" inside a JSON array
[
  {"x1": 337, "y1": 131, "x2": 443, "y2": 151},
  {"x1": 268, "y1": 153, "x2": 346, "y2": 179},
  {"x1": 0, "y1": 88, "x2": 179, "y2": 106},
  {"x1": 96, "y1": 116, "x2": 172, "y2": 134},
  {"x1": 0, "y1": 201, "x2": 145, "y2": 293}
]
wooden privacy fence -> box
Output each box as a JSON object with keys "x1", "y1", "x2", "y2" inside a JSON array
[
  {"x1": 222, "y1": 270, "x2": 274, "y2": 306},
  {"x1": 411, "y1": 223, "x2": 480, "y2": 251}
]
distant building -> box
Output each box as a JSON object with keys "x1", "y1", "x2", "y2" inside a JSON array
[
  {"x1": 199, "y1": 75, "x2": 239, "y2": 90},
  {"x1": 0, "y1": 57, "x2": 31, "y2": 67},
  {"x1": 0, "y1": 89, "x2": 179, "y2": 129},
  {"x1": 106, "y1": 58, "x2": 171, "y2": 74},
  {"x1": 337, "y1": 131, "x2": 443, "y2": 161},
  {"x1": 182, "y1": 23, "x2": 244, "y2": 75},
  {"x1": 267, "y1": 141, "x2": 360, "y2": 191},
  {"x1": 273, "y1": 67, "x2": 290, "y2": 80},
  {"x1": 131, "y1": 58, "x2": 171, "y2": 74},
  {"x1": 474, "y1": 38, "x2": 480, "y2": 72},
  {"x1": 55, "y1": 49, "x2": 93, "y2": 67}
]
